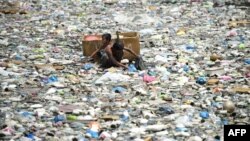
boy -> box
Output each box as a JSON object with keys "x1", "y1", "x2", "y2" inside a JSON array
[{"x1": 90, "y1": 33, "x2": 138, "y2": 69}]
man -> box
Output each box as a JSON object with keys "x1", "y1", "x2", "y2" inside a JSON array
[{"x1": 90, "y1": 33, "x2": 138, "y2": 69}]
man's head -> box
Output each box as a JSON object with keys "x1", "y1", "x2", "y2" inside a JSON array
[{"x1": 102, "y1": 33, "x2": 111, "y2": 45}]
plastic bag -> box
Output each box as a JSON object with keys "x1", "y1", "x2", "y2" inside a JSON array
[{"x1": 135, "y1": 56, "x2": 146, "y2": 70}]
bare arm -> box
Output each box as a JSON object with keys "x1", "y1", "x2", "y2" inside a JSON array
[
  {"x1": 106, "y1": 48, "x2": 128, "y2": 69},
  {"x1": 124, "y1": 48, "x2": 139, "y2": 58},
  {"x1": 90, "y1": 43, "x2": 108, "y2": 58},
  {"x1": 90, "y1": 48, "x2": 101, "y2": 58}
]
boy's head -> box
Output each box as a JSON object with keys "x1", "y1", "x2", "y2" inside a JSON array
[
  {"x1": 113, "y1": 42, "x2": 124, "y2": 50},
  {"x1": 102, "y1": 33, "x2": 111, "y2": 44}
]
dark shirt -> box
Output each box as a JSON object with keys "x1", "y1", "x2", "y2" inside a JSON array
[
  {"x1": 111, "y1": 47, "x2": 124, "y2": 62},
  {"x1": 98, "y1": 47, "x2": 124, "y2": 68}
]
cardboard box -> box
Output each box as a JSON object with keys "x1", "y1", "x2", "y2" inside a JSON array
[{"x1": 82, "y1": 32, "x2": 140, "y2": 61}]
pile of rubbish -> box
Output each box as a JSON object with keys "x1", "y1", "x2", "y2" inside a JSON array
[{"x1": 0, "y1": 0, "x2": 249, "y2": 141}]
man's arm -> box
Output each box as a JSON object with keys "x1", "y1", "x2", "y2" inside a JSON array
[
  {"x1": 123, "y1": 48, "x2": 139, "y2": 58},
  {"x1": 106, "y1": 48, "x2": 128, "y2": 69}
]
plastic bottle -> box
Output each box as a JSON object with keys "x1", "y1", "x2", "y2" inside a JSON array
[
  {"x1": 54, "y1": 115, "x2": 66, "y2": 123},
  {"x1": 120, "y1": 110, "x2": 129, "y2": 122},
  {"x1": 128, "y1": 64, "x2": 137, "y2": 72}
]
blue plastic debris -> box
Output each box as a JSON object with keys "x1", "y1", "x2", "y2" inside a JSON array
[
  {"x1": 83, "y1": 63, "x2": 93, "y2": 70},
  {"x1": 43, "y1": 75, "x2": 58, "y2": 84},
  {"x1": 112, "y1": 86, "x2": 127, "y2": 93},
  {"x1": 200, "y1": 111, "x2": 209, "y2": 119},
  {"x1": 175, "y1": 127, "x2": 188, "y2": 132},
  {"x1": 128, "y1": 64, "x2": 137, "y2": 72},
  {"x1": 244, "y1": 59, "x2": 250, "y2": 64},
  {"x1": 221, "y1": 119, "x2": 228, "y2": 125},
  {"x1": 21, "y1": 111, "x2": 33, "y2": 117},
  {"x1": 19, "y1": 111, "x2": 34, "y2": 120},
  {"x1": 239, "y1": 35, "x2": 245, "y2": 43},
  {"x1": 183, "y1": 64, "x2": 189, "y2": 72},
  {"x1": 86, "y1": 129, "x2": 99, "y2": 138},
  {"x1": 25, "y1": 133, "x2": 35, "y2": 140},
  {"x1": 148, "y1": 70, "x2": 157, "y2": 76},
  {"x1": 120, "y1": 110, "x2": 129, "y2": 122},
  {"x1": 15, "y1": 54, "x2": 22, "y2": 60},
  {"x1": 159, "y1": 106, "x2": 174, "y2": 115},
  {"x1": 196, "y1": 77, "x2": 207, "y2": 85},
  {"x1": 185, "y1": 45, "x2": 196, "y2": 51},
  {"x1": 54, "y1": 115, "x2": 66, "y2": 123}
]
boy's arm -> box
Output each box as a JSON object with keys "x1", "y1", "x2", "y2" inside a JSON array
[
  {"x1": 90, "y1": 43, "x2": 108, "y2": 58},
  {"x1": 124, "y1": 48, "x2": 139, "y2": 58},
  {"x1": 90, "y1": 48, "x2": 101, "y2": 58}
]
